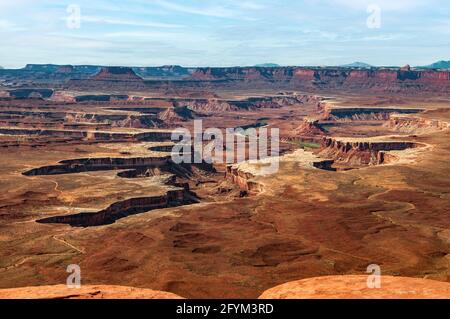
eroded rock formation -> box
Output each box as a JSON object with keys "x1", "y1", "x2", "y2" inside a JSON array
[
  {"x1": 318, "y1": 137, "x2": 419, "y2": 166},
  {"x1": 190, "y1": 67, "x2": 450, "y2": 94},
  {"x1": 0, "y1": 285, "x2": 183, "y2": 299},
  {"x1": 23, "y1": 156, "x2": 171, "y2": 176},
  {"x1": 258, "y1": 275, "x2": 450, "y2": 299},
  {"x1": 36, "y1": 188, "x2": 194, "y2": 227},
  {"x1": 386, "y1": 114, "x2": 450, "y2": 134},
  {"x1": 68, "y1": 67, "x2": 146, "y2": 90},
  {"x1": 320, "y1": 106, "x2": 423, "y2": 121},
  {"x1": 0, "y1": 127, "x2": 172, "y2": 142},
  {"x1": 294, "y1": 119, "x2": 326, "y2": 136}
]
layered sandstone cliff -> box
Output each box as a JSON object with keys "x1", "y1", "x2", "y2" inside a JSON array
[
  {"x1": 36, "y1": 189, "x2": 189, "y2": 227},
  {"x1": 190, "y1": 67, "x2": 450, "y2": 94},
  {"x1": 171, "y1": 95, "x2": 312, "y2": 113},
  {"x1": 319, "y1": 137, "x2": 419, "y2": 166},
  {"x1": 294, "y1": 118, "x2": 326, "y2": 136},
  {"x1": 23, "y1": 156, "x2": 171, "y2": 176},
  {"x1": 68, "y1": 67, "x2": 146, "y2": 90},
  {"x1": 319, "y1": 104, "x2": 423, "y2": 121},
  {"x1": 386, "y1": 114, "x2": 450, "y2": 134},
  {"x1": 90, "y1": 67, "x2": 143, "y2": 82}
]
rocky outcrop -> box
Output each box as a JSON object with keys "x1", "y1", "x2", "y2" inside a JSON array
[
  {"x1": 226, "y1": 165, "x2": 261, "y2": 194},
  {"x1": 294, "y1": 119, "x2": 326, "y2": 136},
  {"x1": 134, "y1": 65, "x2": 193, "y2": 79},
  {"x1": 64, "y1": 112, "x2": 161, "y2": 128},
  {"x1": 190, "y1": 67, "x2": 450, "y2": 94},
  {"x1": 157, "y1": 106, "x2": 198, "y2": 123},
  {"x1": 320, "y1": 106, "x2": 423, "y2": 121},
  {"x1": 386, "y1": 114, "x2": 450, "y2": 134},
  {"x1": 23, "y1": 156, "x2": 171, "y2": 176},
  {"x1": 173, "y1": 94, "x2": 315, "y2": 113},
  {"x1": 225, "y1": 149, "x2": 338, "y2": 191},
  {"x1": 68, "y1": 67, "x2": 146, "y2": 90},
  {"x1": 258, "y1": 275, "x2": 450, "y2": 299},
  {"x1": 7, "y1": 89, "x2": 54, "y2": 99},
  {"x1": 36, "y1": 189, "x2": 193, "y2": 227},
  {"x1": 90, "y1": 67, "x2": 143, "y2": 82},
  {"x1": 0, "y1": 90, "x2": 10, "y2": 99},
  {"x1": 0, "y1": 127, "x2": 172, "y2": 142},
  {"x1": 319, "y1": 137, "x2": 419, "y2": 166},
  {"x1": 49, "y1": 91, "x2": 76, "y2": 103},
  {"x1": 0, "y1": 285, "x2": 183, "y2": 299},
  {"x1": 3, "y1": 65, "x2": 450, "y2": 95},
  {"x1": 74, "y1": 94, "x2": 129, "y2": 102}
]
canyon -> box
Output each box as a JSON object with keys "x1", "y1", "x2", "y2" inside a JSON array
[{"x1": 0, "y1": 65, "x2": 449, "y2": 299}]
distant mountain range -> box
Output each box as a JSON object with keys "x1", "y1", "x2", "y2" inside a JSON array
[
  {"x1": 419, "y1": 60, "x2": 450, "y2": 69},
  {"x1": 340, "y1": 62, "x2": 373, "y2": 68},
  {"x1": 254, "y1": 63, "x2": 281, "y2": 68}
]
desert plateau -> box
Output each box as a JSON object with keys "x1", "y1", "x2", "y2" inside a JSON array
[
  {"x1": 0, "y1": 63, "x2": 449, "y2": 300},
  {"x1": 1, "y1": 1, "x2": 449, "y2": 307}
]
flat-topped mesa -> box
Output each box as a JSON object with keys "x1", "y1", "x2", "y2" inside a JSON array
[
  {"x1": 90, "y1": 67, "x2": 143, "y2": 82},
  {"x1": 386, "y1": 114, "x2": 450, "y2": 134},
  {"x1": 189, "y1": 67, "x2": 450, "y2": 94},
  {"x1": 319, "y1": 136, "x2": 419, "y2": 166},
  {"x1": 171, "y1": 94, "x2": 310, "y2": 113},
  {"x1": 134, "y1": 65, "x2": 192, "y2": 79},
  {"x1": 0, "y1": 127, "x2": 172, "y2": 142},
  {"x1": 320, "y1": 106, "x2": 423, "y2": 121},
  {"x1": 64, "y1": 112, "x2": 161, "y2": 128},
  {"x1": 68, "y1": 67, "x2": 146, "y2": 90},
  {"x1": 23, "y1": 156, "x2": 171, "y2": 176},
  {"x1": 74, "y1": 94, "x2": 130, "y2": 102},
  {"x1": 226, "y1": 149, "x2": 337, "y2": 192},
  {"x1": 7, "y1": 89, "x2": 54, "y2": 100},
  {"x1": 55, "y1": 65, "x2": 75, "y2": 74}
]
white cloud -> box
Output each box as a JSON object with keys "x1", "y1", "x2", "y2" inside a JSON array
[
  {"x1": 153, "y1": 0, "x2": 236, "y2": 18},
  {"x1": 229, "y1": 1, "x2": 266, "y2": 10},
  {"x1": 81, "y1": 15, "x2": 184, "y2": 28},
  {"x1": 0, "y1": 19, "x2": 26, "y2": 32},
  {"x1": 330, "y1": 0, "x2": 433, "y2": 11}
]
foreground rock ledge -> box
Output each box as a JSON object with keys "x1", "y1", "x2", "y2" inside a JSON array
[
  {"x1": 258, "y1": 276, "x2": 450, "y2": 299},
  {"x1": 0, "y1": 285, "x2": 183, "y2": 299}
]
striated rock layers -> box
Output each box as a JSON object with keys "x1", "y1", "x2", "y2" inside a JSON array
[
  {"x1": 258, "y1": 275, "x2": 450, "y2": 299},
  {"x1": 294, "y1": 119, "x2": 326, "y2": 136},
  {"x1": 90, "y1": 67, "x2": 143, "y2": 82},
  {"x1": 36, "y1": 189, "x2": 191, "y2": 227},
  {"x1": 68, "y1": 67, "x2": 146, "y2": 90},
  {"x1": 171, "y1": 95, "x2": 313, "y2": 113},
  {"x1": 157, "y1": 106, "x2": 198, "y2": 123},
  {"x1": 189, "y1": 67, "x2": 450, "y2": 94},
  {"x1": 318, "y1": 104, "x2": 423, "y2": 121},
  {"x1": 3, "y1": 65, "x2": 450, "y2": 95},
  {"x1": 0, "y1": 127, "x2": 172, "y2": 143},
  {"x1": 386, "y1": 114, "x2": 450, "y2": 134},
  {"x1": 319, "y1": 137, "x2": 419, "y2": 166},
  {"x1": 64, "y1": 112, "x2": 161, "y2": 128},
  {"x1": 0, "y1": 285, "x2": 183, "y2": 299},
  {"x1": 23, "y1": 156, "x2": 171, "y2": 176},
  {"x1": 226, "y1": 165, "x2": 262, "y2": 194}
]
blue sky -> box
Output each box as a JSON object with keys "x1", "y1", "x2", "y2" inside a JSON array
[{"x1": 0, "y1": 0, "x2": 449, "y2": 68}]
